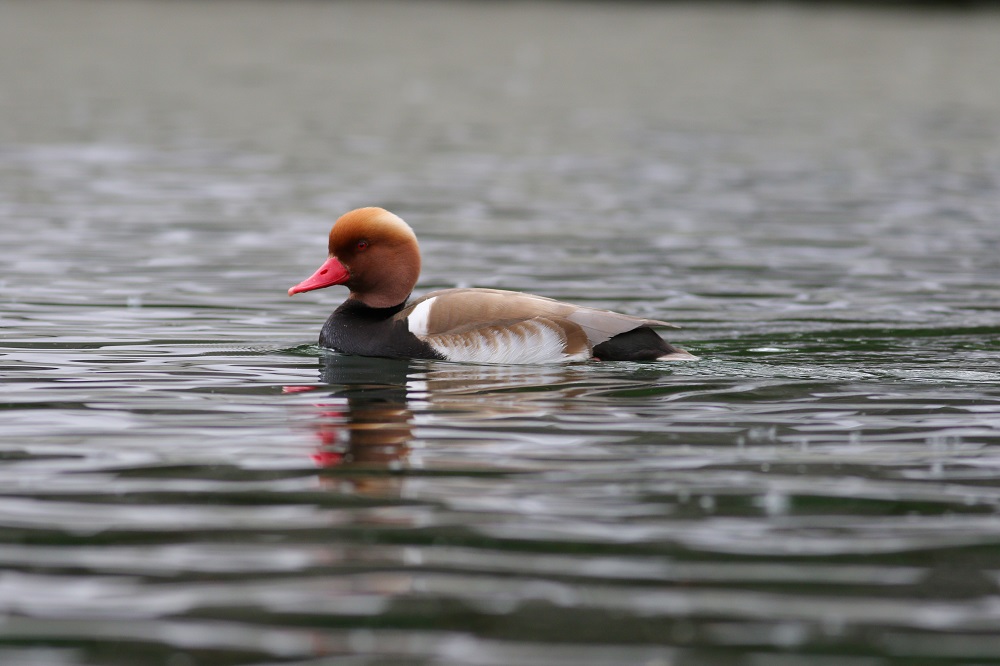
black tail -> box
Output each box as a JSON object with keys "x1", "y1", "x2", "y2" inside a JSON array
[{"x1": 592, "y1": 326, "x2": 693, "y2": 361}]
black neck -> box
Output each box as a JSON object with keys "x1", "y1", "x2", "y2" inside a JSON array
[{"x1": 334, "y1": 296, "x2": 410, "y2": 321}]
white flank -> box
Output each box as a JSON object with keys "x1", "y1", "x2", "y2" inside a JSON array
[
  {"x1": 428, "y1": 320, "x2": 589, "y2": 365},
  {"x1": 406, "y1": 298, "x2": 435, "y2": 336}
]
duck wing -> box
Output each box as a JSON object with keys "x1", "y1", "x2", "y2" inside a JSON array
[{"x1": 396, "y1": 288, "x2": 678, "y2": 364}]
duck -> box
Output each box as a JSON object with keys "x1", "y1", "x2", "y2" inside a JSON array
[{"x1": 288, "y1": 207, "x2": 696, "y2": 364}]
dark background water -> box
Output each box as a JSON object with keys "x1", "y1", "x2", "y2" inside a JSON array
[{"x1": 2, "y1": 1, "x2": 1000, "y2": 664}]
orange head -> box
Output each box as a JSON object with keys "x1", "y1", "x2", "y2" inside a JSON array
[{"x1": 288, "y1": 207, "x2": 422, "y2": 308}]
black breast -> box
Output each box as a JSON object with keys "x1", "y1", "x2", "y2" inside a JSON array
[{"x1": 319, "y1": 299, "x2": 444, "y2": 360}]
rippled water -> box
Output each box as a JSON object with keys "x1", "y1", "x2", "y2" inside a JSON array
[{"x1": 3, "y1": 1, "x2": 1000, "y2": 664}]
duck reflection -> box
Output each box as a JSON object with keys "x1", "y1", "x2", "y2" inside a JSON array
[
  {"x1": 289, "y1": 353, "x2": 590, "y2": 490},
  {"x1": 312, "y1": 355, "x2": 413, "y2": 469}
]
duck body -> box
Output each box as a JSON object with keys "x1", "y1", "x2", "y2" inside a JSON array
[{"x1": 291, "y1": 208, "x2": 696, "y2": 365}]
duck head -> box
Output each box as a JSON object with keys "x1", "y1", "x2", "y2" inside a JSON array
[{"x1": 288, "y1": 207, "x2": 422, "y2": 308}]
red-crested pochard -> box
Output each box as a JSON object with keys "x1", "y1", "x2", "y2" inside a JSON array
[{"x1": 288, "y1": 207, "x2": 696, "y2": 364}]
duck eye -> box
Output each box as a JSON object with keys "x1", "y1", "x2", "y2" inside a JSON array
[{"x1": 356, "y1": 240, "x2": 369, "y2": 251}]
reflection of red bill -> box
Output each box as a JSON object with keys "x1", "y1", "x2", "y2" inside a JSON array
[
  {"x1": 315, "y1": 409, "x2": 347, "y2": 447},
  {"x1": 311, "y1": 451, "x2": 344, "y2": 467},
  {"x1": 282, "y1": 386, "x2": 317, "y2": 394}
]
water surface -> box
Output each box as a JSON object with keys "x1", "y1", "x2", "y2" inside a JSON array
[{"x1": 2, "y1": 1, "x2": 1000, "y2": 664}]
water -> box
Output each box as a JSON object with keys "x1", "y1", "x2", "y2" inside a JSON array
[{"x1": 3, "y1": 1, "x2": 1000, "y2": 663}]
